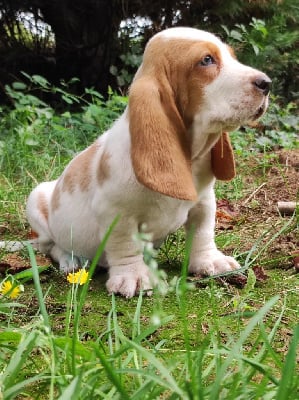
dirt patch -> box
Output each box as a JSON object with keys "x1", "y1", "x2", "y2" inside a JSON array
[
  {"x1": 218, "y1": 149, "x2": 298, "y2": 269},
  {"x1": 243, "y1": 150, "x2": 298, "y2": 215},
  {"x1": 0, "y1": 253, "x2": 51, "y2": 273}
]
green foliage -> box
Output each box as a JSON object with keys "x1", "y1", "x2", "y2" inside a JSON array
[
  {"x1": 1, "y1": 0, "x2": 298, "y2": 103},
  {"x1": 0, "y1": 75, "x2": 127, "y2": 185},
  {"x1": 228, "y1": 97, "x2": 299, "y2": 155},
  {"x1": 223, "y1": 12, "x2": 299, "y2": 100},
  {"x1": 110, "y1": 40, "x2": 143, "y2": 88},
  {"x1": 223, "y1": 18, "x2": 270, "y2": 57},
  {"x1": 255, "y1": 99, "x2": 299, "y2": 150}
]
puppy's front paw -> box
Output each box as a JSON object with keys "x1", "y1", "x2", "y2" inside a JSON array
[
  {"x1": 189, "y1": 250, "x2": 240, "y2": 276},
  {"x1": 106, "y1": 264, "x2": 154, "y2": 298}
]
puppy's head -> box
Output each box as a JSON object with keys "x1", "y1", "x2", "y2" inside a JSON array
[{"x1": 129, "y1": 27, "x2": 271, "y2": 200}]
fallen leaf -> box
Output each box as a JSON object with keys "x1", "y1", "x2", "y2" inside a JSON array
[
  {"x1": 216, "y1": 209, "x2": 234, "y2": 221},
  {"x1": 217, "y1": 199, "x2": 238, "y2": 216},
  {"x1": 0, "y1": 254, "x2": 30, "y2": 273},
  {"x1": 252, "y1": 265, "x2": 269, "y2": 282},
  {"x1": 0, "y1": 253, "x2": 51, "y2": 274},
  {"x1": 35, "y1": 254, "x2": 52, "y2": 267},
  {"x1": 217, "y1": 274, "x2": 248, "y2": 288},
  {"x1": 216, "y1": 199, "x2": 239, "y2": 230},
  {"x1": 290, "y1": 251, "x2": 299, "y2": 272},
  {"x1": 28, "y1": 229, "x2": 38, "y2": 239}
]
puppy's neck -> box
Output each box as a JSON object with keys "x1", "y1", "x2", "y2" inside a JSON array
[{"x1": 190, "y1": 128, "x2": 221, "y2": 161}]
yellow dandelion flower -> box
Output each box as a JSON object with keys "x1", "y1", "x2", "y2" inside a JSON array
[
  {"x1": 67, "y1": 269, "x2": 89, "y2": 285},
  {"x1": 0, "y1": 281, "x2": 22, "y2": 299}
]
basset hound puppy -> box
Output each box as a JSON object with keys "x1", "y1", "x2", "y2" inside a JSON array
[{"x1": 26, "y1": 27, "x2": 271, "y2": 297}]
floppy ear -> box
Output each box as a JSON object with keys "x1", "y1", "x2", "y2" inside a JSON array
[
  {"x1": 211, "y1": 132, "x2": 236, "y2": 181},
  {"x1": 129, "y1": 77, "x2": 197, "y2": 201}
]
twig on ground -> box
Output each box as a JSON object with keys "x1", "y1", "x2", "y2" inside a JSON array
[{"x1": 243, "y1": 182, "x2": 267, "y2": 205}]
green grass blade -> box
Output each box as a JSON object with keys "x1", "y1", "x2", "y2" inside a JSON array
[
  {"x1": 70, "y1": 216, "x2": 119, "y2": 373},
  {"x1": 121, "y1": 367, "x2": 182, "y2": 398},
  {"x1": 57, "y1": 376, "x2": 81, "y2": 400},
  {"x1": 0, "y1": 302, "x2": 25, "y2": 310},
  {"x1": 0, "y1": 331, "x2": 22, "y2": 344},
  {"x1": 130, "y1": 379, "x2": 164, "y2": 400},
  {"x1": 3, "y1": 374, "x2": 47, "y2": 400},
  {"x1": 132, "y1": 290, "x2": 143, "y2": 339},
  {"x1": 241, "y1": 356, "x2": 279, "y2": 385},
  {"x1": 242, "y1": 301, "x2": 286, "y2": 384},
  {"x1": 245, "y1": 216, "x2": 295, "y2": 267},
  {"x1": 123, "y1": 339, "x2": 186, "y2": 397},
  {"x1": 95, "y1": 349, "x2": 131, "y2": 400},
  {"x1": 1, "y1": 330, "x2": 39, "y2": 393},
  {"x1": 13, "y1": 264, "x2": 51, "y2": 281},
  {"x1": 276, "y1": 323, "x2": 299, "y2": 400},
  {"x1": 209, "y1": 296, "x2": 279, "y2": 400},
  {"x1": 75, "y1": 215, "x2": 119, "y2": 321},
  {"x1": 26, "y1": 243, "x2": 50, "y2": 329}
]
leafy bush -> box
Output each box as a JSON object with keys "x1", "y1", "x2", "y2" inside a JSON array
[
  {"x1": 0, "y1": 75, "x2": 127, "y2": 184},
  {"x1": 229, "y1": 96, "x2": 298, "y2": 154},
  {"x1": 110, "y1": 40, "x2": 143, "y2": 88},
  {"x1": 223, "y1": 12, "x2": 299, "y2": 101},
  {"x1": 255, "y1": 99, "x2": 298, "y2": 150}
]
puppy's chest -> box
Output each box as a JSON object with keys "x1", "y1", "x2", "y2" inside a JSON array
[{"x1": 136, "y1": 196, "x2": 192, "y2": 240}]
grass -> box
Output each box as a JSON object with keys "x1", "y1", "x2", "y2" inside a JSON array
[
  {"x1": 0, "y1": 80, "x2": 298, "y2": 398},
  {"x1": 1, "y1": 255, "x2": 298, "y2": 399}
]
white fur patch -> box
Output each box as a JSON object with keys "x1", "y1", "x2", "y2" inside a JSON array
[{"x1": 157, "y1": 27, "x2": 222, "y2": 45}]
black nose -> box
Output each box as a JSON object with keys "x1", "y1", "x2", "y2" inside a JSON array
[{"x1": 253, "y1": 76, "x2": 272, "y2": 95}]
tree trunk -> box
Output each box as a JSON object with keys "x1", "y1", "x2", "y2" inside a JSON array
[{"x1": 40, "y1": 0, "x2": 122, "y2": 94}]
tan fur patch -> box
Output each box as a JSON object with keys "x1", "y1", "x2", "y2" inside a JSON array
[
  {"x1": 38, "y1": 192, "x2": 49, "y2": 221},
  {"x1": 62, "y1": 142, "x2": 99, "y2": 193},
  {"x1": 226, "y1": 45, "x2": 237, "y2": 59},
  {"x1": 51, "y1": 184, "x2": 61, "y2": 212},
  {"x1": 97, "y1": 150, "x2": 111, "y2": 184}
]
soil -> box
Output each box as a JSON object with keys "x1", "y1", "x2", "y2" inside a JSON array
[{"x1": 216, "y1": 149, "x2": 298, "y2": 270}]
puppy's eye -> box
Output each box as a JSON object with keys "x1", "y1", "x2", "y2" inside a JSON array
[{"x1": 199, "y1": 55, "x2": 215, "y2": 66}]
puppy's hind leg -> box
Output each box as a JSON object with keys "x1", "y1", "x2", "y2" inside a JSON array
[
  {"x1": 26, "y1": 181, "x2": 57, "y2": 254},
  {"x1": 26, "y1": 181, "x2": 85, "y2": 273},
  {"x1": 49, "y1": 244, "x2": 85, "y2": 273}
]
